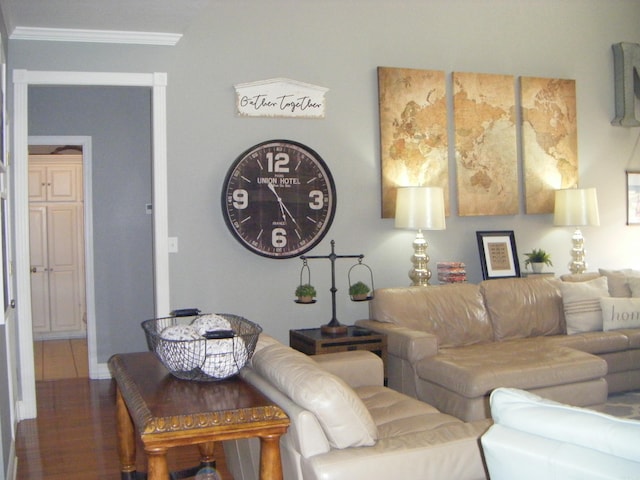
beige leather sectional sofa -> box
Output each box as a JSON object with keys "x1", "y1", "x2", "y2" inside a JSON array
[
  {"x1": 224, "y1": 335, "x2": 491, "y2": 480},
  {"x1": 356, "y1": 273, "x2": 640, "y2": 421}
]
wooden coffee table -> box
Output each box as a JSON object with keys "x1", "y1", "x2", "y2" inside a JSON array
[{"x1": 108, "y1": 351, "x2": 289, "y2": 480}]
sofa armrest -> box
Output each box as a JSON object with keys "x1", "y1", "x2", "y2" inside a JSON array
[
  {"x1": 312, "y1": 350, "x2": 384, "y2": 387},
  {"x1": 356, "y1": 319, "x2": 438, "y2": 365}
]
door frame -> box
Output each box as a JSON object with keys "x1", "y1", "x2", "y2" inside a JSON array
[
  {"x1": 29, "y1": 136, "x2": 91, "y2": 338},
  {"x1": 13, "y1": 70, "x2": 170, "y2": 420}
]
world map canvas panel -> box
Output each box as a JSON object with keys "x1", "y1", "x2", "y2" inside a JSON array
[
  {"x1": 378, "y1": 67, "x2": 448, "y2": 218},
  {"x1": 453, "y1": 72, "x2": 518, "y2": 216},
  {"x1": 521, "y1": 77, "x2": 578, "y2": 214}
]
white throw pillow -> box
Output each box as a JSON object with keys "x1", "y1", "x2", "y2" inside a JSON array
[
  {"x1": 628, "y1": 277, "x2": 640, "y2": 298},
  {"x1": 252, "y1": 342, "x2": 378, "y2": 449},
  {"x1": 559, "y1": 276, "x2": 610, "y2": 334},
  {"x1": 600, "y1": 297, "x2": 640, "y2": 330},
  {"x1": 599, "y1": 268, "x2": 640, "y2": 297}
]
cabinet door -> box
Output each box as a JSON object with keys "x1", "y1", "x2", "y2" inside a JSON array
[
  {"x1": 29, "y1": 206, "x2": 50, "y2": 332},
  {"x1": 28, "y1": 166, "x2": 48, "y2": 202},
  {"x1": 47, "y1": 205, "x2": 82, "y2": 332},
  {"x1": 28, "y1": 164, "x2": 81, "y2": 202},
  {"x1": 47, "y1": 165, "x2": 81, "y2": 202}
]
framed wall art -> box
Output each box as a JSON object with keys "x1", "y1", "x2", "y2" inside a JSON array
[
  {"x1": 377, "y1": 67, "x2": 449, "y2": 218},
  {"x1": 476, "y1": 230, "x2": 520, "y2": 280},
  {"x1": 521, "y1": 77, "x2": 578, "y2": 214},
  {"x1": 627, "y1": 171, "x2": 640, "y2": 225},
  {"x1": 454, "y1": 72, "x2": 518, "y2": 216}
]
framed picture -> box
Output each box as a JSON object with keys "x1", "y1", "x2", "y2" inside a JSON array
[
  {"x1": 627, "y1": 171, "x2": 640, "y2": 225},
  {"x1": 476, "y1": 231, "x2": 520, "y2": 280}
]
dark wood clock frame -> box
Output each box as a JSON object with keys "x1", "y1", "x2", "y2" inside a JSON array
[{"x1": 221, "y1": 139, "x2": 337, "y2": 259}]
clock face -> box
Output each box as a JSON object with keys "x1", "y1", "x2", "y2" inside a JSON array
[{"x1": 221, "y1": 140, "x2": 337, "y2": 259}]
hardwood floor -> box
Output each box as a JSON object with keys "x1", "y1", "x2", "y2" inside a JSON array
[
  {"x1": 33, "y1": 339, "x2": 89, "y2": 381},
  {"x1": 15, "y1": 378, "x2": 232, "y2": 479}
]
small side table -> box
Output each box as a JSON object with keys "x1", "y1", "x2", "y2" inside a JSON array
[
  {"x1": 108, "y1": 352, "x2": 290, "y2": 480},
  {"x1": 290, "y1": 326, "x2": 387, "y2": 381}
]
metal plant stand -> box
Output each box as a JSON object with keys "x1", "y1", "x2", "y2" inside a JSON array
[{"x1": 299, "y1": 240, "x2": 366, "y2": 335}]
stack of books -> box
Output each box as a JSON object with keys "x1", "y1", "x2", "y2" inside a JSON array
[{"x1": 437, "y1": 262, "x2": 467, "y2": 284}]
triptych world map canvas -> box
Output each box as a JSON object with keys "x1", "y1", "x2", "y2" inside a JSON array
[{"x1": 378, "y1": 67, "x2": 578, "y2": 217}]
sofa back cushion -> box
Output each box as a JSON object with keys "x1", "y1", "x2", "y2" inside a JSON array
[
  {"x1": 369, "y1": 284, "x2": 493, "y2": 347},
  {"x1": 251, "y1": 342, "x2": 378, "y2": 449},
  {"x1": 481, "y1": 277, "x2": 565, "y2": 341}
]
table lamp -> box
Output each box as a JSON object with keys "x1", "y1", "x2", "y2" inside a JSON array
[
  {"x1": 554, "y1": 187, "x2": 600, "y2": 274},
  {"x1": 395, "y1": 186, "x2": 446, "y2": 286}
]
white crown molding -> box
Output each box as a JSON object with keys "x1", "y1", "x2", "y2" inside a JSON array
[{"x1": 10, "y1": 26, "x2": 181, "y2": 46}]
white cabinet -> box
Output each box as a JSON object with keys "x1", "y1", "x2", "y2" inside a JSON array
[
  {"x1": 29, "y1": 155, "x2": 85, "y2": 338},
  {"x1": 30, "y1": 204, "x2": 84, "y2": 335},
  {"x1": 29, "y1": 157, "x2": 82, "y2": 202}
]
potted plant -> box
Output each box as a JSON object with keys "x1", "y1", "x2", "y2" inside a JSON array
[
  {"x1": 349, "y1": 281, "x2": 371, "y2": 301},
  {"x1": 523, "y1": 248, "x2": 553, "y2": 273},
  {"x1": 295, "y1": 283, "x2": 316, "y2": 303}
]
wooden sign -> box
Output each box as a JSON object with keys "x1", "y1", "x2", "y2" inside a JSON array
[{"x1": 234, "y1": 78, "x2": 328, "y2": 118}]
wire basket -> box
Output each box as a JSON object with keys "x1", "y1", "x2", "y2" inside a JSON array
[{"x1": 141, "y1": 313, "x2": 262, "y2": 381}]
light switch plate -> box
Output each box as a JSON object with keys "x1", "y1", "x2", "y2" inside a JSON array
[{"x1": 168, "y1": 237, "x2": 178, "y2": 253}]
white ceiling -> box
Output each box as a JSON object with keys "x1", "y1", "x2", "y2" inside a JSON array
[{"x1": 0, "y1": 0, "x2": 213, "y2": 36}]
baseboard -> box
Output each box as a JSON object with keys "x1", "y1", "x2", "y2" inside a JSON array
[
  {"x1": 32, "y1": 331, "x2": 87, "y2": 341},
  {"x1": 91, "y1": 361, "x2": 112, "y2": 380}
]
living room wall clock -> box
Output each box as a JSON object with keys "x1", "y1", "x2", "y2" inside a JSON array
[{"x1": 221, "y1": 139, "x2": 337, "y2": 259}]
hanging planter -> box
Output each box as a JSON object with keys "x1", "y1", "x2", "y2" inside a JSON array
[
  {"x1": 348, "y1": 281, "x2": 371, "y2": 301},
  {"x1": 348, "y1": 259, "x2": 375, "y2": 302},
  {"x1": 295, "y1": 283, "x2": 317, "y2": 304},
  {"x1": 294, "y1": 259, "x2": 316, "y2": 304}
]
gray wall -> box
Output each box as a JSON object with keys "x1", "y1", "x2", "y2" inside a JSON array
[
  {"x1": 29, "y1": 86, "x2": 154, "y2": 360},
  {"x1": 8, "y1": 0, "x2": 640, "y2": 352}
]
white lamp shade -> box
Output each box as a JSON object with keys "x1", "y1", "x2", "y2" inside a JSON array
[
  {"x1": 554, "y1": 188, "x2": 600, "y2": 227},
  {"x1": 395, "y1": 186, "x2": 446, "y2": 230}
]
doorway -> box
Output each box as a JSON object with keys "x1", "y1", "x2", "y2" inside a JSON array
[
  {"x1": 28, "y1": 144, "x2": 87, "y2": 380},
  {"x1": 13, "y1": 70, "x2": 170, "y2": 420}
]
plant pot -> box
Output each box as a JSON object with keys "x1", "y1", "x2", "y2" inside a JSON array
[
  {"x1": 350, "y1": 293, "x2": 369, "y2": 301},
  {"x1": 297, "y1": 296, "x2": 314, "y2": 304},
  {"x1": 531, "y1": 262, "x2": 544, "y2": 273}
]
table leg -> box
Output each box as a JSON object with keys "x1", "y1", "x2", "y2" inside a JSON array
[
  {"x1": 146, "y1": 447, "x2": 170, "y2": 480},
  {"x1": 259, "y1": 434, "x2": 283, "y2": 480},
  {"x1": 197, "y1": 442, "x2": 216, "y2": 467},
  {"x1": 115, "y1": 387, "x2": 137, "y2": 478}
]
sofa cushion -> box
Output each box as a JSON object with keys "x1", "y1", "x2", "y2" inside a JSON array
[
  {"x1": 415, "y1": 341, "x2": 607, "y2": 398},
  {"x1": 558, "y1": 276, "x2": 609, "y2": 334},
  {"x1": 629, "y1": 276, "x2": 640, "y2": 297},
  {"x1": 599, "y1": 269, "x2": 631, "y2": 297},
  {"x1": 600, "y1": 297, "x2": 640, "y2": 331},
  {"x1": 599, "y1": 268, "x2": 640, "y2": 297},
  {"x1": 543, "y1": 330, "x2": 630, "y2": 355},
  {"x1": 251, "y1": 342, "x2": 378, "y2": 449},
  {"x1": 369, "y1": 284, "x2": 493, "y2": 347},
  {"x1": 480, "y1": 277, "x2": 564, "y2": 341},
  {"x1": 354, "y1": 385, "x2": 462, "y2": 438}
]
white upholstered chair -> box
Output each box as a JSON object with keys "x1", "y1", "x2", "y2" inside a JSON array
[{"x1": 481, "y1": 387, "x2": 640, "y2": 480}]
